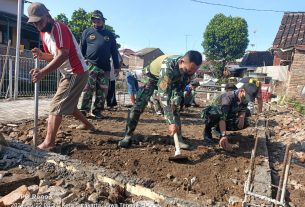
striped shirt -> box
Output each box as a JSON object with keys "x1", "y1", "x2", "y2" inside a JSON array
[{"x1": 40, "y1": 21, "x2": 87, "y2": 76}]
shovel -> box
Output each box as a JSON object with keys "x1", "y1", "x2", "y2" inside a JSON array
[
  {"x1": 169, "y1": 133, "x2": 188, "y2": 161},
  {"x1": 33, "y1": 58, "x2": 39, "y2": 147}
]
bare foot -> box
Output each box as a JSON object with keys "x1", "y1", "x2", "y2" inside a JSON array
[
  {"x1": 37, "y1": 142, "x2": 55, "y2": 151},
  {"x1": 76, "y1": 123, "x2": 96, "y2": 131},
  {"x1": 219, "y1": 137, "x2": 233, "y2": 152}
]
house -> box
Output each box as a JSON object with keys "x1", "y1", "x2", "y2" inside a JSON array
[
  {"x1": 128, "y1": 48, "x2": 164, "y2": 69},
  {"x1": 272, "y1": 12, "x2": 305, "y2": 100},
  {"x1": 119, "y1": 48, "x2": 135, "y2": 68},
  {"x1": 0, "y1": 0, "x2": 39, "y2": 56},
  {"x1": 240, "y1": 51, "x2": 274, "y2": 70}
]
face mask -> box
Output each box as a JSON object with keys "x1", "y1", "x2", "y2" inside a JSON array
[
  {"x1": 41, "y1": 22, "x2": 53, "y2": 33},
  {"x1": 94, "y1": 24, "x2": 104, "y2": 30}
]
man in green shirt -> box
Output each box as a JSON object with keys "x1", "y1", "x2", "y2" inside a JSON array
[{"x1": 119, "y1": 50, "x2": 202, "y2": 148}]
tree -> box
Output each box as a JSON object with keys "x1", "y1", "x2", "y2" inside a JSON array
[
  {"x1": 202, "y1": 13, "x2": 249, "y2": 76},
  {"x1": 68, "y1": 8, "x2": 92, "y2": 42},
  {"x1": 54, "y1": 13, "x2": 68, "y2": 25},
  {"x1": 54, "y1": 8, "x2": 120, "y2": 48}
]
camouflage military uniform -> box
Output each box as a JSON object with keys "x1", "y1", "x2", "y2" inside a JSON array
[
  {"x1": 80, "y1": 64, "x2": 109, "y2": 115},
  {"x1": 79, "y1": 21, "x2": 120, "y2": 116},
  {"x1": 150, "y1": 90, "x2": 163, "y2": 114},
  {"x1": 201, "y1": 90, "x2": 249, "y2": 133},
  {"x1": 121, "y1": 55, "x2": 193, "y2": 146}
]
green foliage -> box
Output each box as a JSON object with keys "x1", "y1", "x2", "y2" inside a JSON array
[
  {"x1": 288, "y1": 99, "x2": 305, "y2": 115},
  {"x1": 216, "y1": 77, "x2": 228, "y2": 85},
  {"x1": 68, "y1": 8, "x2": 92, "y2": 42},
  {"x1": 210, "y1": 60, "x2": 225, "y2": 78},
  {"x1": 202, "y1": 13, "x2": 249, "y2": 76},
  {"x1": 53, "y1": 9, "x2": 120, "y2": 47},
  {"x1": 54, "y1": 13, "x2": 69, "y2": 25},
  {"x1": 200, "y1": 64, "x2": 210, "y2": 71}
]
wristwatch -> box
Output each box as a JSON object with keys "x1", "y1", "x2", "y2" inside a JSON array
[{"x1": 220, "y1": 131, "x2": 226, "y2": 137}]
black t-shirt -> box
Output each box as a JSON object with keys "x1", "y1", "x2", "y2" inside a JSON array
[
  {"x1": 80, "y1": 27, "x2": 120, "y2": 71},
  {"x1": 216, "y1": 90, "x2": 248, "y2": 120},
  {"x1": 239, "y1": 77, "x2": 260, "y2": 101}
]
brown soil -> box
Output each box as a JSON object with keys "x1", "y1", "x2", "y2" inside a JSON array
[
  {"x1": 266, "y1": 108, "x2": 305, "y2": 207},
  {"x1": 12, "y1": 106, "x2": 254, "y2": 205},
  {"x1": 3, "y1": 104, "x2": 304, "y2": 206}
]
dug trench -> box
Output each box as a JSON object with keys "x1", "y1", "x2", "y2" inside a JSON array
[{"x1": 1, "y1": 104, "x2": 304, "y2": 206}]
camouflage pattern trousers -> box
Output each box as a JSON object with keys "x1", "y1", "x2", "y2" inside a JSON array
[
  {"x1": 125, "y1": 73, "x2": 182, "y2": 136},
  {"x1": 201, "y1": 105, "x2": 250, "y2": 132},
  {"x1": 79, "y1": 66, "x2": 110, "y2": 114},
  {"x1": 150, "y1": 90, "x2": 163, "y2": 114}
]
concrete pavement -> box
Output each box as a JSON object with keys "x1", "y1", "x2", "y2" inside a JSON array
[
  {"x1": 0, "y1": 98, "x2": 51, "y2": 124},
  {"x1": 0, "y1": 93, "x2": 131, "y2": 124}
]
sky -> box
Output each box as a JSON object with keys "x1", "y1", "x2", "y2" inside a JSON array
[{"x1": 25, "y1": 0, "x2": 305, "y2": 56}]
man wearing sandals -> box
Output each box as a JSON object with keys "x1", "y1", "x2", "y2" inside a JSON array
[
  {"x1": 28, "y1": 2, "x2": 95, "y2": 150},
  {"x1": 201, "y1": 84, "x2": 255, "y2": 151}
]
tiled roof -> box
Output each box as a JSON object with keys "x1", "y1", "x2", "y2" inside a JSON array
[
  {"x1": 273, "y1": 12, "x2": 305, "y2": 49},
  {"x1": 134, "y1": 48, "x2": 160, "y2": 56},
  {"x1": 240, "y1": 51, "x2": 273, "y2": 67},
  {"x1": 119, "y1": 48, "x2": 135, "y2": 56}
]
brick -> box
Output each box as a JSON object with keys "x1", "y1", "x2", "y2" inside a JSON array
[
  {"x1": 0, "y1": 185, "x2": 30, "y2": 206},
  {"x1": 0, "y1": 174, "x2": 39, "y2": 196},
  {"x1": 62, "y1": 193, "x2": 77, "y2": 205},
  {"x1": 28, "y1": 185, "x2": 39, "y2": 195}
]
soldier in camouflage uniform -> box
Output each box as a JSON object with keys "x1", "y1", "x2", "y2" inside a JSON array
[
  {"x1": 79, "y1": 10, "x2": 120, "y2": 119},
  {"x1": 201, "y1": 85, "x2": 252, "y2": 151},
  {"x1": 118, "y1": 50, "x2": 202, "y2": 148}
]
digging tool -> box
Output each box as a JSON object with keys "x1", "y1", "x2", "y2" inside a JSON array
[
  {"x1": 33, "y1": 58, "x2": 39, "y2": 147},
  {"x1": 169, "y1": 133, "x2": 188, "y2": 161}
]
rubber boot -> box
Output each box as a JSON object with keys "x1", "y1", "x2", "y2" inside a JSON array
[
  {"x1": 118, "y1": 135, "x2": 132, "y2": 148},
  {"x1": 118, "y1": 110, "x2": 141, "y2": 148},
  {"x1": 203, "y1": 126, "x2": 213, "y2": 143},
  {"x1": 177, "y1": 133, "x2": 190, "y2": 150}
]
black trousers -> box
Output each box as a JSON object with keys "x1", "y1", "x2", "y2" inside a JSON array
[{"x1": 107, "y1": 80, "x2": 117, "y2": 107}]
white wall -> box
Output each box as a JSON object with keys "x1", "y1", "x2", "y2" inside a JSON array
[
  {"x1": 0, "y1": 0, "x2": 18, "y2": 15},
  {"x1": 256, "y1": 66, "x2": 289, "y2": 82}
]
